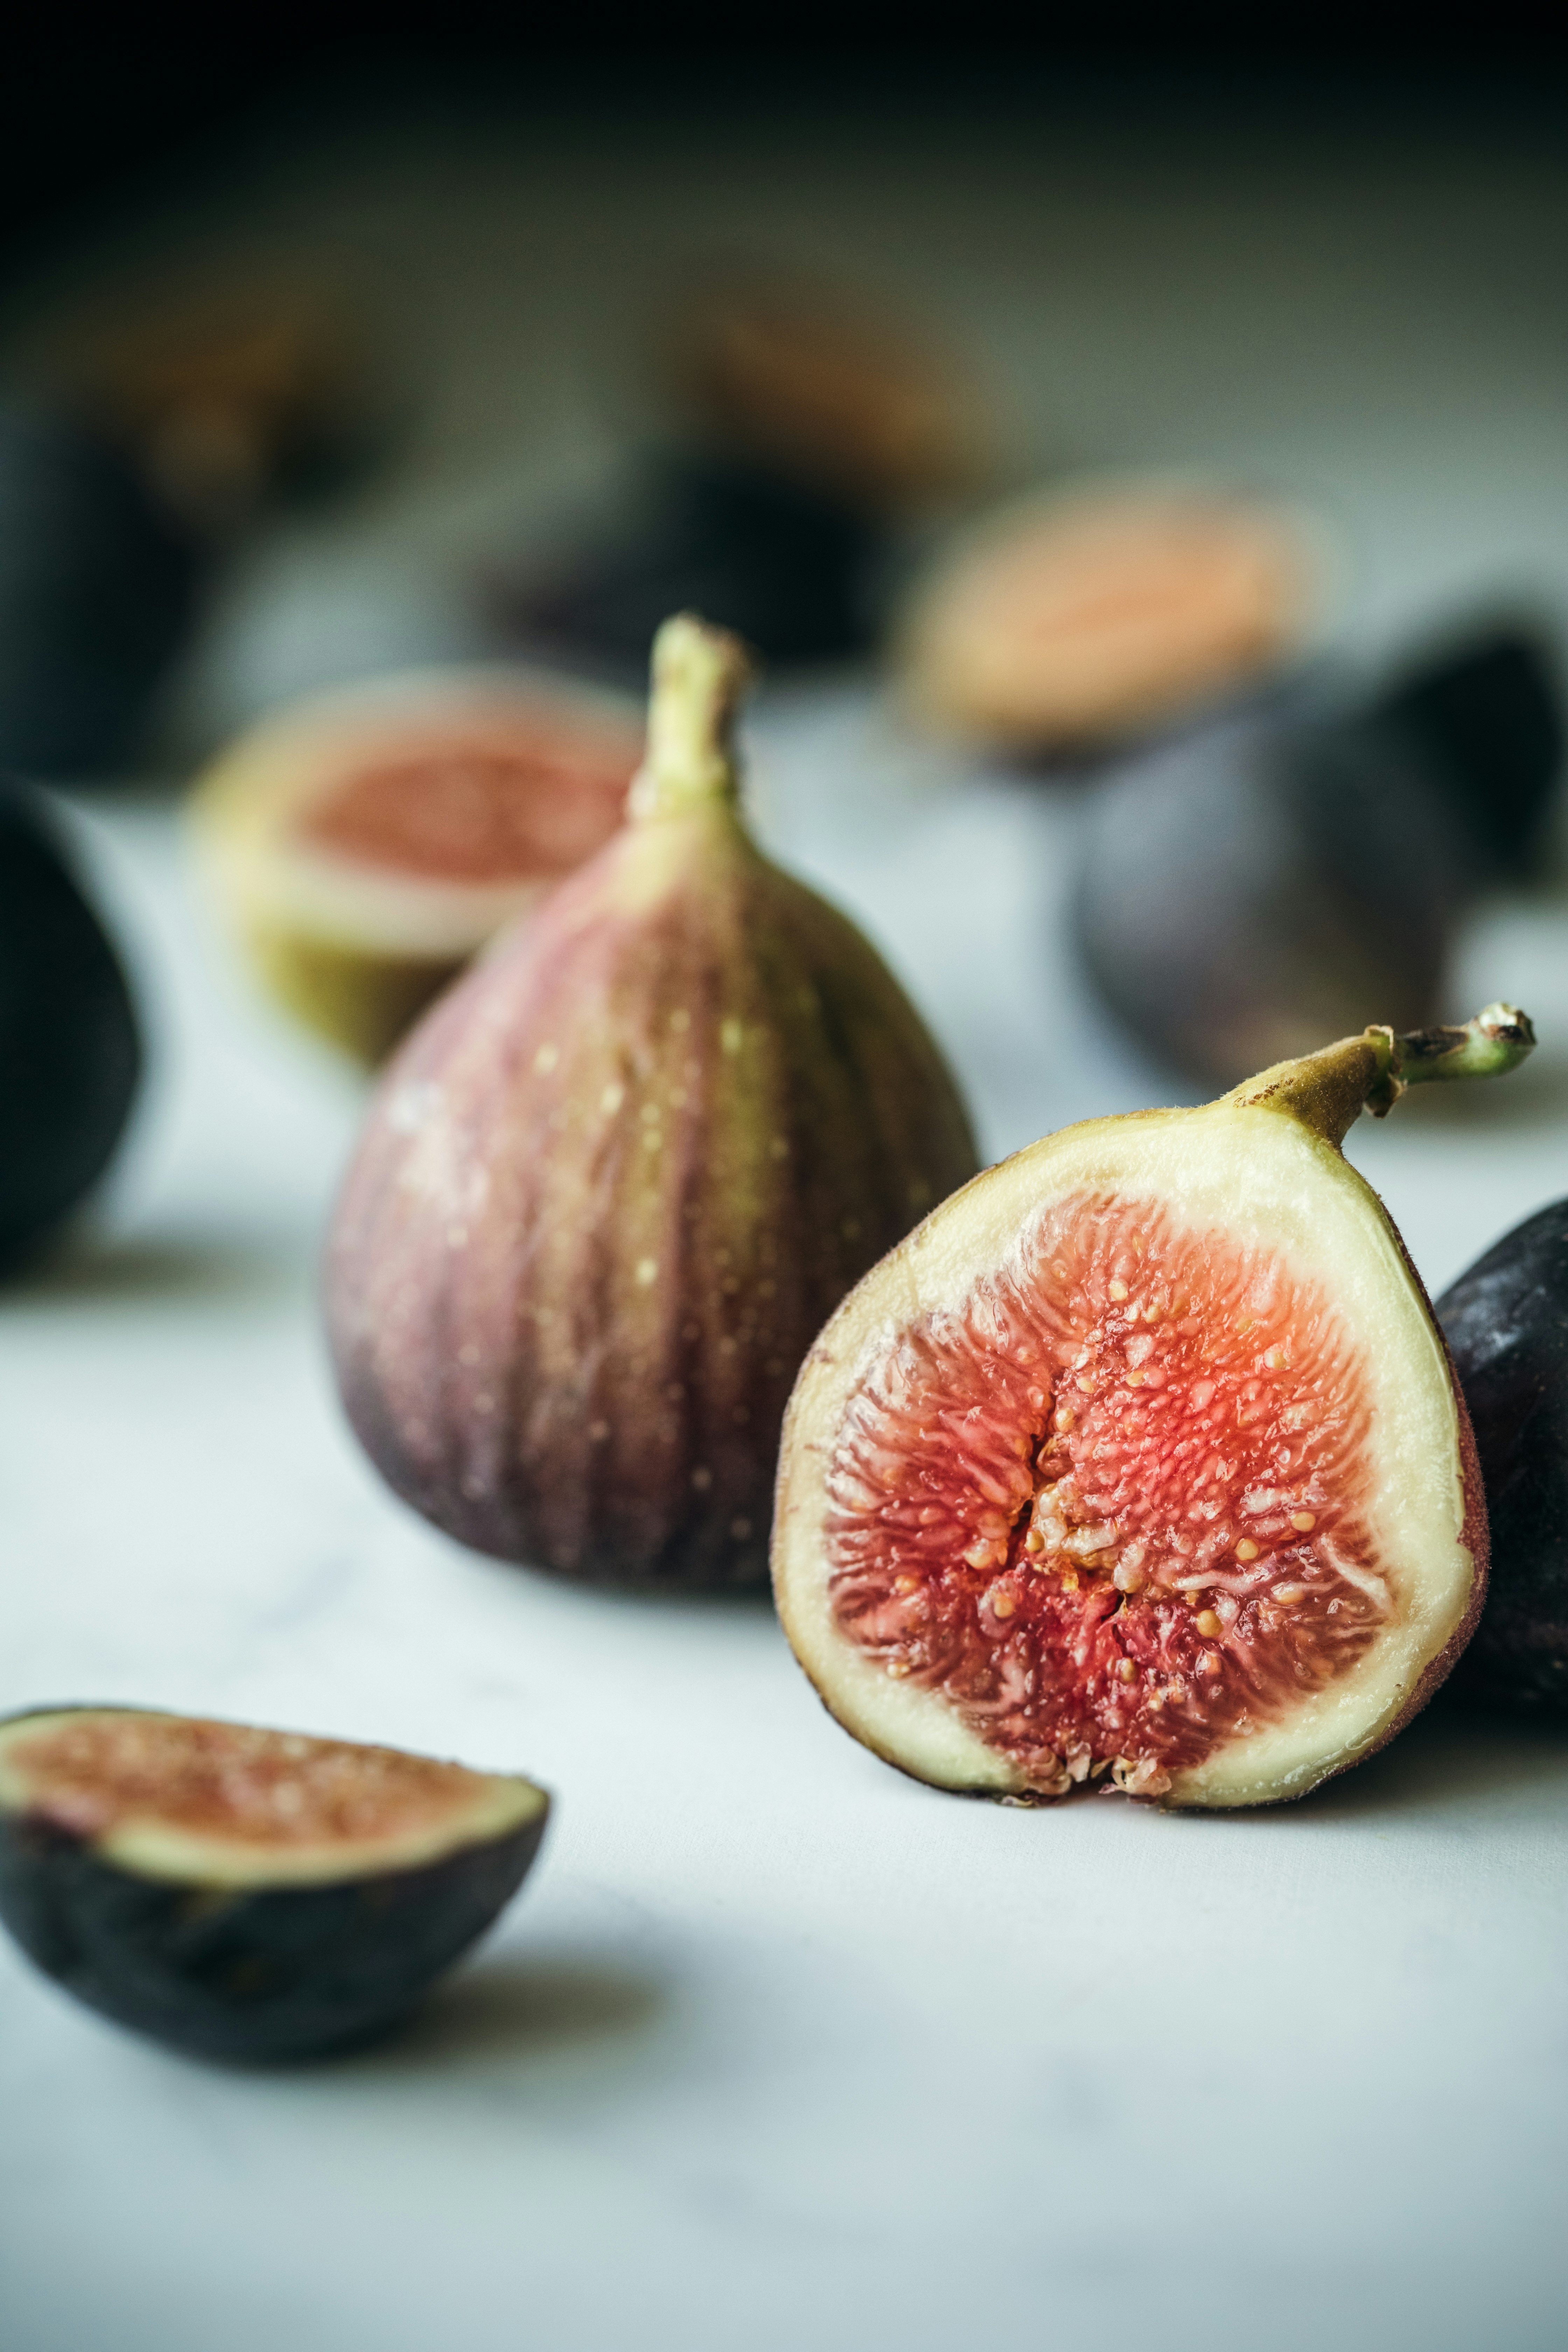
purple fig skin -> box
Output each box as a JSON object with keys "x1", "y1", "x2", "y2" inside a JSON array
[{"x1": 325, "y1": 623, "x2": 978, "y2": 1591}]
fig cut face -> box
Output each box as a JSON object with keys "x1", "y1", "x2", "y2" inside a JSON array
[
  {"x1": 0, "y1": 1708, "x2": 549, "y2": 2060},
  {"x1": 776, "y1": 1053, "x2": 1503, "y2": 1809}
]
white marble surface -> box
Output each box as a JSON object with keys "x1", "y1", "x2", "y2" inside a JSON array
[
  {"x1": 5, "y1": 90, "x2": 1568, "y2": 2352},
  {"x1": 0, "y1": 707, "x2": 1566, "y2": 2352}
]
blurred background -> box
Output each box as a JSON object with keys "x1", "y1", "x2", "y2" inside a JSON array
[{"x1": 6, "y1": 38, "x2": 1568, "y2": 1277}]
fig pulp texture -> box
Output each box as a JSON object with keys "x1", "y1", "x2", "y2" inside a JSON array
[
  {"x1": 774, "y1": 1007, "x2": 1533, "y2": 1808},
  {"x1": 327, "y1": 614, "x2": 979, "y2": 1589},
  {"x1": 191, "y1": 671, "x2": 643, "y2": 1063},
  {"x1": 1075, "y1": 626, "x2": 1562, "y2": 1088},
  {"x1": 1437, "y1": 1200, "x2": 1568, "y2": 1710},
  {"x1": 0, "y1": 786, "x2": 141, "y2": 1268},
  {"x1": 0, "y1": 1707, "x2": 548, "y2": 2062}
]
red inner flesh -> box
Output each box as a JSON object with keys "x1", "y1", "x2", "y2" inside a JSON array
[
  {"x1": 299, "y1": 723, "x2": 639, "y2": 884},
  {"x1": 826, "y1": 1193, "x2": 1387, "y2": 1797},
  {"x1": 8, "y1": 1716, "x2": 484, "y2": 1847}
]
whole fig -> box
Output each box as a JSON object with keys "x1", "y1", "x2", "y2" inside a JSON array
[{"x1": 326, "y1": 615, "x2": 979, "y2": 1589}]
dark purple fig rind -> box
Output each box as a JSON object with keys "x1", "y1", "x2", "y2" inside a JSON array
[
  {"x1": 0, "y1": 783, "x2": 142, "y2": 1269},
  {"x1": 1437, "y1": 1199, "x2": 1568, "y2": 1713},
  {"x1": 327, "y1": 811, "x2": 979, "y2": 1592},
  {"x1": 0, "y1": 1710, "x2": 549, "y2": 2064}
]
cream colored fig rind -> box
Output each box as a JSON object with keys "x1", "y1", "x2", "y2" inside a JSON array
[
  {"x1": 0, "y1": 1708, "x2": 549, "y2": 1889},
  {"x1": 773, "y1": 1104, "x2": 1478, "y2": 1810}
]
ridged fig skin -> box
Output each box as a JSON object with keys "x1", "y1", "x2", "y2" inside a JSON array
[
  {"x1": 1438, "y1": 1199, "x2": 1568, "y2": 1711},
  {"x1": 326, "y1": 806, "x2": 979, "y2": 1589}
]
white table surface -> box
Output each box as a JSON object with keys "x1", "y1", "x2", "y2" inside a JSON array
[{"x1": 5, "y1": 92, "x2": 1568, "y2": 2352}]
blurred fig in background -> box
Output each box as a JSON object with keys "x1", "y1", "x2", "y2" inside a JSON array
[
  {"x1": 0, "y1": 404, "x2": 203, "y2": 778},
  {"x1": 1073, "y1": 626, "x2": 1563, "y2": 1089},
  {"x1": 48, "y1": 276, "x2": 393, "y2": 534},
  {"x1": 899, "y1": 483, "x2": 1325, "y2": 752},
  {"x1": 190, "y1": 670, "x2": 644, "y2": 1065},
  {"x1": 491, "y1": 271, "x2": 996, "y2": 677},
  {"x1": 326, "y1": 616, "x2": 979, "y2": 1591},
  {"x1": 1438, "y1": 1200, "x2": 1568, "y2": 1714},
  {"x1": 662, "y1": 270, "x2": 995, "y2": 512},
  {"x1": 0, "y1": 785, "x2": 141, "y2": 1268}
]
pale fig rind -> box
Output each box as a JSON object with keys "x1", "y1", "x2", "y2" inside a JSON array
[
  {"x1": 326, "y1": 621, "x2": 978, "y2": 1589},
  {"x1": 773, "y1": 1016, "x2": 1523, "y2": 1810}
]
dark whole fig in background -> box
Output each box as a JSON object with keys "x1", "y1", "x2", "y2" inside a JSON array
[
  {"x1": 0, "y1": 404, "x2": 202, "y2": 778},
  {"x1": 0, "y1": 787, "x2": 141, "y2": 1269},
  {"x1": 1074, "y1": 627, "x2": 1562, "y2": 1090},
  {"x1": 774, "y1": 1006, "x2": 1534, "y2": 1809},
  {"x1": 0, "y1": 1707, "x2": 548, "y2": 2062},
  {"x1": 492, "y1": 451, "x2": 886, "y2": 676},
  {"x1": 326, "y1": 614, "x2": 979, "y2": 1590},
  {"x1": 1437, "y1": 1200, "x2": 1568, "y2": 1711}
]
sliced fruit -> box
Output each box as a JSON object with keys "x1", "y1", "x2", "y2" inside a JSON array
[
  {"x1": 190, "y1": 668, "x2": 643, "y2": 1063},
  {"x1": 1438, "y1": 1200, "x2": 1568, "y2": 1711},
  {"x1": 326, "y1": 614, "x2": 979, "y2": 1590},
  {"x1": 900, "y1": 483, "x2": 1324, "y2": 750},
  {"x1": 0, "y1": 785, "x2": 141, "y2": 1269},
  {"x1": 0, "y1": 1706, "x2": 548, "y2": 2061},
  {"x1": 774, "y1": 1008, "x2": 1534, "y2": 1809}
]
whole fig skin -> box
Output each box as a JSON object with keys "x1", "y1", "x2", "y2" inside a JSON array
[
  {"x1": 326, "y1": 617, "x2": 978, "y2": 1590},
  {"x1": 0, "y1": 785, "x2": 142, "y2": 1269},
  {"x1": 1437, "y1": 1199, "x2": 1568, "y2": 1712}
]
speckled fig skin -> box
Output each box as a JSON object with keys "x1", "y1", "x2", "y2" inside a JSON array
[{"x1": 326, "y1": 617, "x2": 978, "y2": 1589}]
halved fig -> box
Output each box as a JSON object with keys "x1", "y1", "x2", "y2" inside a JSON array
[
  {"x1": 0, "y1": 1707, "x2": 548, "y2": 2061},
  {"x1": 899, "y1": 483, "x2": 1325, "y2": 750},
  {"x1": 774, "y1": 1009, "x2": 1535, "y2": 1809},
  {"x1": 190, "y1": 669, "x2": 643, "y2": 1063}
]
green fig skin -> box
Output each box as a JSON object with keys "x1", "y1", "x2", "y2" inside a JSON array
[{"x1": 326, "y1": 710, "x2": 978, "y2": 1591}]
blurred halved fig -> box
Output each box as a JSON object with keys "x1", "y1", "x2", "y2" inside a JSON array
[
  {"x1": 664, "y1": 271, "x2": 995, "y2": 511},
  {"x1": 190, "y1": 670, "x2": 644, "y2": 1063},
  {"x1": 0, "y1": 1707, "x2": 548, "y2": 2063},
  {"x1": 1438, "y1": 1199, "x2": 1568, "y2": 1711},
  {"x1": 0, "y1": 402, "x2": 203, "y2": 778},
  {"x1": 0, "y1": 785, "x2": 141, "y2": 1268},
  {"x1": 326, "y1": 614, "x2": 980, "y2": 1590},
  {"x1": 774, "y1": 1007, "x2": 1534, "y2": 1809},
  {"x1": 1074, "y1": 626, "x2": 1563, "y2": 1088},
  {"x1": 901, "y1": 483, "x2": 1324, "y2": 751},
  {"x1": 48, "y1": 275, "x2": 390, "y2": 534}
]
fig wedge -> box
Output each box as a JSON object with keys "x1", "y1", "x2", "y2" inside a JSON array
[{"x1": 0, "y1": 1707, "x2": 548, "y2": 2062}]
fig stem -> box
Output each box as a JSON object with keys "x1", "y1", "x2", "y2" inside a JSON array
[
  {"x1": 1226, "y1": 1002, "x2": 1536, "y2": 1145},
  {"x1": 628, "y1": 612, "x2": 754, "y2": 822}
]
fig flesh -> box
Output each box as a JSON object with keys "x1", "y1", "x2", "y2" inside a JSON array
[
  {"x1": 900, "y1": 485, "x2": 1322, "y2": 751},
  {"x1": 0, "y1": 785, "x2": 142, "y2": 1269},
  {"x1": 191, "y1": 670, "x2": 643, "y2": 1063},
  {"x1": 326, "y1": 614, "x2": 979, "y2": 1589},
  {"x1": 1074, "y1": 628, "x2": 1563, "y2": 1088},
  {"x1": 774, "y1": 1008, "x2": 1533, "y2": 1808},
  {"x1": 0, "y1": 1707, "x2": 548, "y2": 2062},
  {"x1": 1437, "y1": 1200, "x2": 1568, "y2": 1711}
]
